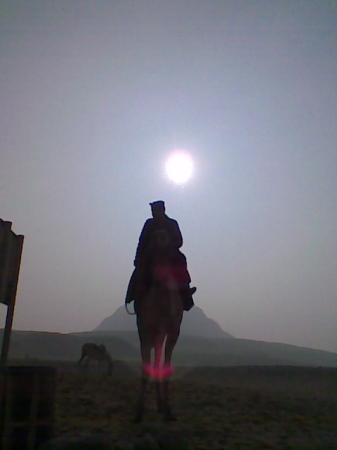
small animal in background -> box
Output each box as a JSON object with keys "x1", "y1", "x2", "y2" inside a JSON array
[{"x1": 78, "y1": 343, "x2": 114, "y2": 375}]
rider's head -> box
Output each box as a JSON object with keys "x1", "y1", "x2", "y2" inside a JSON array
[{"x1": 150, "y1": 200, "x2": 165, "y2": 218}]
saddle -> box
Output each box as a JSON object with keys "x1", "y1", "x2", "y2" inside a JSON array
[
  {"x1": 131, "y1": 267, "x2": 195, "y2": 312},
  {"x1": 126, "y1": 246, "x2": 196, "y2": 311}
]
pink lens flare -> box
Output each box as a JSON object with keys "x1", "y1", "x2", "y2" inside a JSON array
[{"x1": 143, "y1": 364, "x2": 174, "y2": 379}]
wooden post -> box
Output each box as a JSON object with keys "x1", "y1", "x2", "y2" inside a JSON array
[{"x1": 0, "y1": 220, "x2": 24, "y2": 366}]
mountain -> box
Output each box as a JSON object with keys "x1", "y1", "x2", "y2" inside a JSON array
[
  {"x1": 3, "y1": 329, "x2": 337, "y2": 367},
  {"x1": 95, "y1": 305, "x2": 234, "y2": 339}
]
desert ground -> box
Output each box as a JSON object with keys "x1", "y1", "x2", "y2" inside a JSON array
[{"x1": 6, "y1": 360, "x2": 337, "y2": 449}]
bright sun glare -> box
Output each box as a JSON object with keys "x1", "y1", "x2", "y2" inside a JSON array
[{"x1": 165, "y1": 151, "x2": 194, "y2": 184}]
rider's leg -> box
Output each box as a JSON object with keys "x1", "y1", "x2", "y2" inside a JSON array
[
  {"x1": 180, "y1": 286, "x2": 196, "y2": 311},
  {"x1": 175, "y1": 250, "x2": 196, "y2": 311}
]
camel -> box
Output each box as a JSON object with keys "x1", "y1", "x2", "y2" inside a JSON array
[
  {"x1": 132, "y1": 229, "x2": 184, "y2": 422},
  {"x1": 78, "y1": 343, "x2": 114, "y2": 375}
]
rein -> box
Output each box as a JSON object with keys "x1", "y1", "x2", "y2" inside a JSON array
[{"x1": 125, "y1": 302, "x2": 136, "y2": 315}]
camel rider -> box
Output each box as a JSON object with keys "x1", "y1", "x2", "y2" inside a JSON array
[{"x1": 125, "y1": 200, "x2": 196, "y2": 311}]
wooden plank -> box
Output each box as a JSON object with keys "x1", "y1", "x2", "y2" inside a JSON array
[
  {"x1": 0, "y1": 220, "x2": 12, "y2": 304},
  {"x1": 0, "y1": 224, "x2": 24, "y2": 306},
  {"x1": 0, "y1": 220, "x2": 24, "y2": 366}
]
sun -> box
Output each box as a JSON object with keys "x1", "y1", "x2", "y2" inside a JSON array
[{"x1": 165, "y1": 151, "x2": 194, "y2": 184}]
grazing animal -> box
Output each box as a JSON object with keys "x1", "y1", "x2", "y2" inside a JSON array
[
  {"x1": 133, "y1": 229, "x2": 184, "y2": 422},
  {"x1": 78, "y1": 343, "x2": 114, "y2": 375}
]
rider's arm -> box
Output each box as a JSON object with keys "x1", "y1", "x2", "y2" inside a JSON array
[
  {"x1": 134, "y1": 219, "x2": 152, "y2": 267},
  {"x1": 171, "y1": 219, "x2": 183, "y2": 248}
]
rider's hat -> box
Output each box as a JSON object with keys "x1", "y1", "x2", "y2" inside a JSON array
[{"x1": 150, "y1": 200, "x2": 165, "y2": 208}]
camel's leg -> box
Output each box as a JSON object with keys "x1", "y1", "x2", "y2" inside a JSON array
[
  {"x1": 106, "y1": 357, "x2": 113, "y2": 376},
  {"x1": 78, "y1": 352, "x2": 85, "y2": 365},
  {"x1": 164, "y1": 329, "x2": 180, "y2": 366},
  {"x1": 133, "y1": 377, "x2": 148, "y2": 423},
  {"x1": 161, "y1": 331, "x2": 180, "y2": 421},
  {"x1": 154, "y1": 338, "x2": 164, "y2": 413},
  {"x1": 155, "y1": 381, "x2": 163, "y2": 413},
  {"x1": 133, "y1": 343, "x2": 151, "y2": 423},
  {"x1": 98, "y1": 357, "x2": 102, "y2": 367},
  {"x1": 162, "y1": 378, "x2": 176, "y2": 421}
]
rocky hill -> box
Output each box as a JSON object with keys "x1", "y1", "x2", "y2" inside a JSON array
[{"x1": 95, "y1": 305, "x2": 234, "y2": 339}]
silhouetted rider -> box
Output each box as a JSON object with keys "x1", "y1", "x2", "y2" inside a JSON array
[{"x1": 125, "y1": 200, "x2": 196, "y2": 311}]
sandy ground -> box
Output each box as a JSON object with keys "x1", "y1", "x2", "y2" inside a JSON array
[{"x1": 47, "y1": 362, "x2": 337, "y2": 449}]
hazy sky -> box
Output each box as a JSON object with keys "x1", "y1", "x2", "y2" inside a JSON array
[{"x1": 1, "y1": 0, "x2": 337, "y2": 352}]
